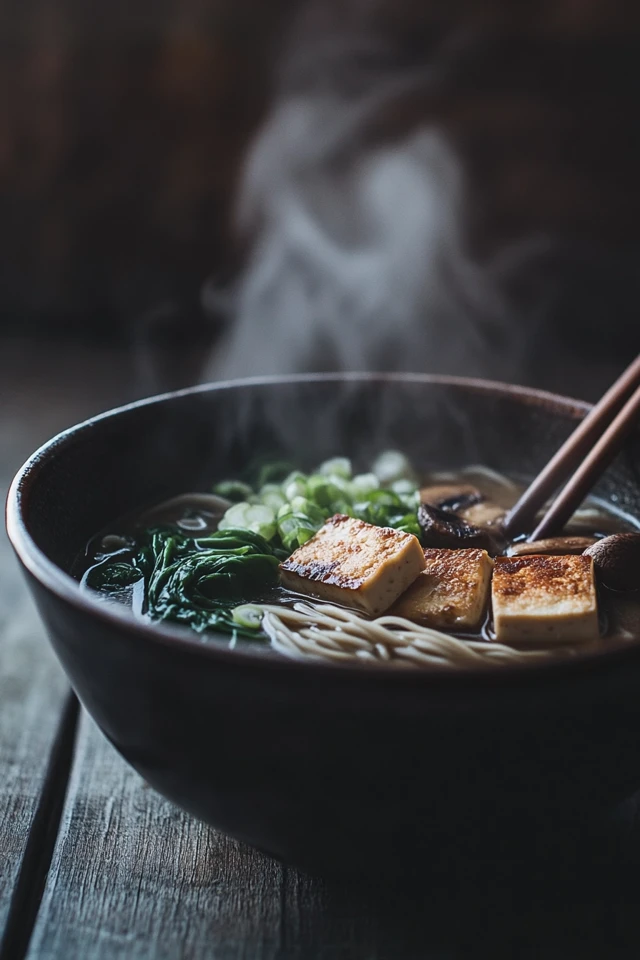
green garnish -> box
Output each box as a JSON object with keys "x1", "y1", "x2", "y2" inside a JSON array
[
  {"x1": 84, "y1": 450, "x2": 424, "y2": 643},
  {"x1": 212, "y1": 480, "x2": 254, "y2": 502},
  {"x1": 232, "y1": 604, "x2": 264, "y2": 630},
  {"x1": 213, "y1": 450, "x2": 421, "y2": 545},
  {"x1": 84, "y1": 527, "x2": 279, "y2": 638},
  {"x1": 318, "y1": 457, "x2": 352, "y2": 479},
  {"x1": 218, "y1": 502, "x2": 277, "y2": 541}
]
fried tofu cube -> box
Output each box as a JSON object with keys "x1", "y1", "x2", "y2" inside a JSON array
[
  {"x1": 390, "y1": 548, "x2": 493, "y2": 630},
  {"x1": 492, "y1": 554, "x2": 599, "y2": 646},
  {"x1": 279, "y1": 514, "x2": 425, "y2": 616}
]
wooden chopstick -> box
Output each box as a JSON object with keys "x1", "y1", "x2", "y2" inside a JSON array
[
  {"x1": 503, "y1": 354, "x2": 640, "y2": 537},
  {"x1": 529, "y1": 382, "x2": 640, "y2": 541}
]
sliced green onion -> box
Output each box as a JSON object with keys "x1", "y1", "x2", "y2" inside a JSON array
[
  {"x1": 330, "y1": 499, "x2": 353, "y2": 517},
  {"x1": 391, "y1": 478, "x2": 418, "y2": 496},
  {"x1": 278, "y1": 515, "x2": 321, "y2": 551},
  {"x1": 219, "y1": 502, "x2": 251, "y2": 525},
  {"x1": 256, "y1": 461, "x2": 294, "y2": 487},
  {"x1": 372, "y1": 450, "x2": 415, "y2": 485},
  {"x1": 219, "y1": 502, "x2": 277, "y2": 541},
  {"x1": 277, "y1": 501, "x2": 292, "y2": 521},
  {"x1": 390, "y1": 479, "x2": 420, "y2": 510},
  {"x1": 289, "y1": 496, "x2": 326, "y2": 523},
  {"x1": 277, "y1": 499, "x2": 325, "y2": 551},
  {"x1": 259, "y1": 484, "x2": 287, "y2": 511},
  {"x1": 306, "y1": 474, "x2": 346, "y2": 509},
  {"x1": 282, "y1": 471, "x2": 308, "y2": 501},
  {"x1": 349, "y1": 473, "x2": 380, "y2": 498},
  {"x1": 318, "y1": 457, "x2": 352, "y2": 479},
  {"x1": 295, "y1": 527, "x2": 317, "y2": 546},
  {"x1": 212, "y1": 480, "x2": 254, "y2": 502},
  {"x1": 232, "y1": 604, "x2": 264, "y2": 630}
]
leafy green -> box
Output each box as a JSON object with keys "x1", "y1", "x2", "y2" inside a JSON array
[
  {"x1": 84, "y1": 450, "x2": 424, "y2": 643},
  {"x1": 84, "y1": 558, "x2": 144, "y2": 591},
  {"x1": 84, "y1": 527, "x2": 280, "y2": 638}
]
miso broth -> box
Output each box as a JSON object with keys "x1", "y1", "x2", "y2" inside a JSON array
[{"x1": 78, "y1": 454, "x2": 640, "y2": 666}]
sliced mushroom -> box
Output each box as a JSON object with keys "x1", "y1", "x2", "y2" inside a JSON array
[
  {"x1": 417, "y1": 502, "x2": 502, "y2": 554},
  {"x1": 584, "y1": 534, "x2": 640, "y2": 592},
  {"x1": 458, "y1": 501, "x2": 506, "y2": 529},
  {"x1": 419, "y1": 484, "x2": 483, "y2": 512},
  {"x1": 420, "y1": 483, "x2": 506, "y2": 531},
  {"x1": 507, "y1": 536, "x2": 597, "y2": 557}
]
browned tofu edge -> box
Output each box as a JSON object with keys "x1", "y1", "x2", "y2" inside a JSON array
[
  {"x1": 279, "y1": 514, "x2": 424, "y2": 589},
  {"x1": 278, "y1": 514, "x2": 426, "y2": 615},
  {"x1": 491, "y1": 553, "x2": 599, "y2": 645},
  {"x1": 390, "y1": 548, "x2": 493, "y2": 628}
]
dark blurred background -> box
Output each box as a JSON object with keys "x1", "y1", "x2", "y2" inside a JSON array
[
  {"x1": 1, "y1": 1, "x2": 639, "y2": 397},
  {"x1": 0, "y1": 0, "x2": 295, "y2": 347}
]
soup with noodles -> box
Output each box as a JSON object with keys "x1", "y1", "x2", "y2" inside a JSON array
[{"x1": 79, "y1": 452, "x2": 640, "y2": 669}]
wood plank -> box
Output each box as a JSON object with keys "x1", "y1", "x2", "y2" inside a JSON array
[
  {"x1": 29, "y1": 716, "x2": 640, "y2": 960},
  {"x1": 28, "y1": 713, "x2": 285, "y2": 960},
  {"x1": 0, "y1": 339, "x2": 139, "y2": 944},
  {"x1": 0, "y1": 693, "x2": 78, "y2": 960},
  {"x1": 0, "y1": 514, "x2": 70, "y2": 942}
]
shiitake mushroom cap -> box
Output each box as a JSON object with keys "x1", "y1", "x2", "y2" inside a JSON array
[
  {"x1": 584, "y1": 534, "x2": 640, "y2": 592},
  {"x1": 419, "y1": 484, "x2": 484, "y2": 513},
  {"x1": 417, "y1": 502, "x2": 503, "y2": 555}
]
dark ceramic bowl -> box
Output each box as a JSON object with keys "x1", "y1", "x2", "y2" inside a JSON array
[{"x1": 8, "y1": 374, "x2": 640, "y2": 875}]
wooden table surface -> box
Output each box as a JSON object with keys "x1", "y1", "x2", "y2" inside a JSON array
[{"x1": 3, "y1": 337, "x2": 640, "y2": 960}]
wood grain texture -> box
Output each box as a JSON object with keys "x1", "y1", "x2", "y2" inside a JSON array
[
  {"x1": 0, "y1": 506, "x2": 69, "y2": 940},
  {"x1": 0, "y1": 339, "x2": 139, "y2": 942},
  {"x1": 31, "y1": 713, "x2": 640, "y2": 960},
  {"x1": 23, "y1": 708, "x2": 640, "y2": 960},
  {"x1": 28, "y1": 713, "x2": 285, "y2": 960}
]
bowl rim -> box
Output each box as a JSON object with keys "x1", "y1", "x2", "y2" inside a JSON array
[{"x1": 7, "y1": 371, "x2": 640, "y2": 687}]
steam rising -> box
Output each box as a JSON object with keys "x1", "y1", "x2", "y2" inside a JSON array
[{"x1": 203, "y1": 91, "x2": 527, "y2": 382}]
